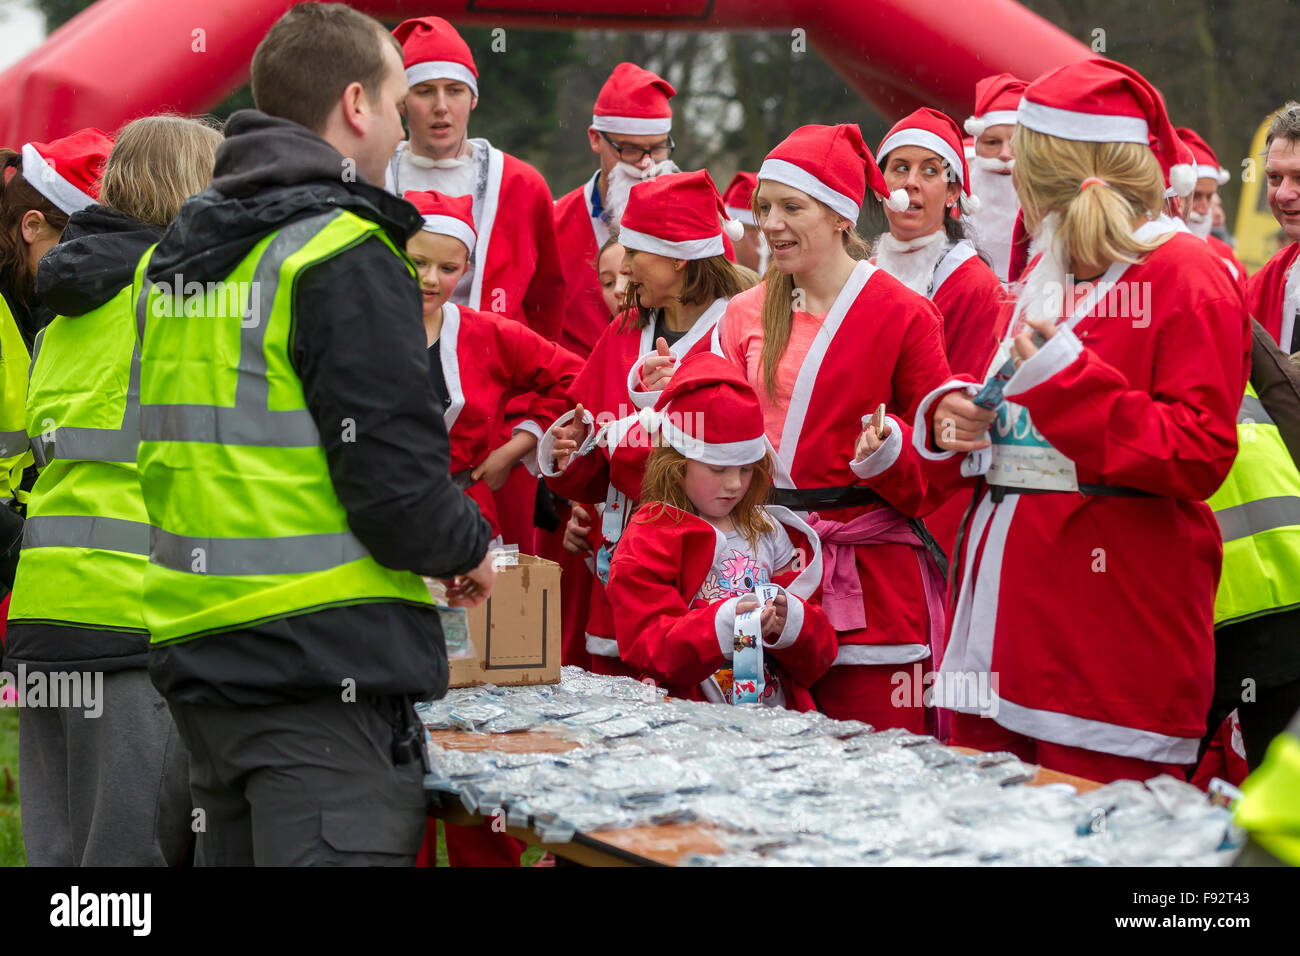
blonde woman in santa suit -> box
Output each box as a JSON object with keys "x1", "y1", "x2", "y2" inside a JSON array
[
  {"x1": 696, "y1": 124, "x2": 954, "y2": 731},
  {"x1": 873, "y1": 108, "x2": 1008, "y2": 562},
  {"x1": 853, "y1": 59, "x2": 1250, "y2": 783}
]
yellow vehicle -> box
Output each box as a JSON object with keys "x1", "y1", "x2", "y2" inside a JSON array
[{"x1": 1235, "y1": 111, "x2": 1292, "y2": 274}]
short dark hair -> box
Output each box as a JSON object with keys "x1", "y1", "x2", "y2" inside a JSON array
[{"x1": 251, "y1": 3, "x2": 402, "y2": 133}]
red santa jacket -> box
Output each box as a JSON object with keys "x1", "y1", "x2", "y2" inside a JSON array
[
  {"x1": 705, "y1": 263, "x2": 953, "y2": 662},
  {"x1": 553, "y1": 173, "x2": 614, "y2": 360},
  {"x1": 437, "y1": 304, "x2": 581, "y2": 537},
  {"x1": 1206, "y1": 234, "x2": 1248, "y2": 287},
  {"x1": 1246, "y1": 240, "x2": 1299, "y2": 348},
  {"x1": 607, "y1": 504, "x2": 837, "y2": 709},
  {"x1": 861, "y1": 226, "x2": 1251, "y2": 763}
]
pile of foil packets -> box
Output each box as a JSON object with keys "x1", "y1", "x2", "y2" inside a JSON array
[{"x1": 418, "y1": 668, "x2": 1240, "y2": 866}]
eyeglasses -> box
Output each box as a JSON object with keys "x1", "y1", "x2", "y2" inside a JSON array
[{"x1": 598, "y1": 130, "x2": 675, "y2": 165}]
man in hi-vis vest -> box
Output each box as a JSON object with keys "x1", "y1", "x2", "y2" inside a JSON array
[{"x1": 137, "y1": 3, "x2": 495, "y2": 865}]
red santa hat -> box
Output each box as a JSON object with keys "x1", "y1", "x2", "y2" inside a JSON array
[
  {"x1": 403, "y1": 190, "x2": 476, "y2": 253},
  {"x1": 877, "y1": 108, "x2": 981, "y2": 215},
  {"x1": 393, "y1": 16, "x2": 478, "y2": 97},
  {"x1": 722, "y1": 171, "x2": 759, "y2": 226},
  {"x1": 1018, "y1": 58, "x2": 1197, "y2": 198},
  {"x1": 964, "y1": 73, "x2": 1027, "y2": 137},
  {"x1": 647, "y1": 353, "x2": 766, "y2": 467},
  {"x1": 592, "y1": 62, "x2": 675, "y2": 136},
  {"x1": 963, "y1": 136, "x2": 976, "y2": 163},
  {"x1": 619, "y1": 169, "x2": 745, "y2": 260},
  {"x1": 759, "y1": 124, "x2": 908, "y2": 220},
  {"x1": 21, "y1": 128, "x2": 113, "y2": 215},
  {"x1": 1175, "y1": 127, "x2": 1231, "y2": 186}
]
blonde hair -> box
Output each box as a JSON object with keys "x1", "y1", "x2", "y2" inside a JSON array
[
  {"x1": 639, "y1": 445, "x2": 774, "y2": 549},
  {"x1": 1011, "y1": 125, "x2": 1169, "y2": 272},
  {"x1": 101, "y1": 115, "x2": 222, "y2": 226},
  {"x1": 751, "y1": 191, "x2": 871, "y2": 397}
]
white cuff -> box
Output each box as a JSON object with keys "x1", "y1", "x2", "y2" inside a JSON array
[
  {"x1": 537, "y1": 409, "x2": 595, "y2": 478},
  {"x1": 513, "y1": 420, "x2": 545, "y2": 476},
  {"x1": 762, "y1": 585, "x2": 803, "y2": 651},
  {"x1": 626, "y1": 351, "x2": 663, "y2": 410},
  {"x1": 912, "y1": 379, "x2": 979, "y2": 461},
  {"x1": 1003, "y1": 327, "x2": 1083, "y2": 398},
  {"x1": 713, "y1": 596, "x2": 742, "y2": 658},
  {"x1": 849, "y1": 415, "x2": 903, "y2": 479}
]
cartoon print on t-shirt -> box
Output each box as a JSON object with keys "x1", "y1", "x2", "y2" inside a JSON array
[{"x1": 698, "y1": 548, "x2": 770, "y2": 602}]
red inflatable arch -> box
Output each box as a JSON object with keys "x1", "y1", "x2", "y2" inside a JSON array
[{"x1": 0, "y1": 0, "x2": 1090, "y2": 147}]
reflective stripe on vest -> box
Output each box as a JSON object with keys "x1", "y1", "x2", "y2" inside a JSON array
[
  {"x1": 24, "y1": 514, "x2": 150, "y2": 554},
  {"x1": 137, "y1": 210, "x2": 432, "y2": 643},
  {"x1": 1209, "y1": 382, "x2": 1300, "y2": 626}
]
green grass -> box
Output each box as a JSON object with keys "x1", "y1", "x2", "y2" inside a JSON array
[{"x1": 0, "y1": 707, "x2": 24, "y2": 866}]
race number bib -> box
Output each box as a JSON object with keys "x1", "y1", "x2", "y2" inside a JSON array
[{"x1": 983, "y1": 343, "x2": 1078, "y2": 492}]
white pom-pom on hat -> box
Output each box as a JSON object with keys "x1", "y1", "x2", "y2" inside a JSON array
[
  {"x1": 964, "y1": 116, "x2": 986, "y2": 137},
  {"x1": 883, "y1": 188, "x2": 910, "y2": 212},
  {"x1": 723, "y1": 218, "x2": 745, "y2": 242},
  {"x1": 1169, "y1": 163, "x2": 1196, "y2": 198},
  {"x1": 960, "y1": 192, "x2": 981, "y2": 215}
]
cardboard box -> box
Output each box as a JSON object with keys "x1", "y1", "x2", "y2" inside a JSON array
[{"x1": 429, "y1": 554, "x2": 562, "y2": 688}]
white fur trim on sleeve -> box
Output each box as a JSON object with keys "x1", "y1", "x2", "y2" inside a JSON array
[
  {"x1": 912, "y1": 379, "x2": 979, "y2": 462},
  {"x1": 1003, "y1": 327, "x2": 1083, "y2": 398},
  {"x1": 849, "y1": 414, "x2": 903, "y2": 479},
  {"x1": 762, "y1": 585, "x2": 803, "y2": 651},
  {"x1": 714, "y1": 596, "x2": 742, "y2": 658},
  {"x1": 512, "y1": 420, "x2": 545, "y2": 476},
  {"x1": 537, "y1": 408, "x2": 594, "y2": 478},
  {"x1": 626, "y1": 350, "x2": 663, "y2": 410}
]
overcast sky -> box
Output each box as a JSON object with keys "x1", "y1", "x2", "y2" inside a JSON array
[{"x1": 0, "y1": 1, "x2": 47, "y2": 71}]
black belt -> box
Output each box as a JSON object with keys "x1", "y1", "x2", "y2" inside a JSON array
[
  {"x1": 450, "y1": 468, "x2": 477, "y2": 491},
  {"x1": 988, "y1": 482, "x2": 1156, "y2": 503},
  {"x1": 768, "y1": 485, "x2": 883, "y2": 510}
]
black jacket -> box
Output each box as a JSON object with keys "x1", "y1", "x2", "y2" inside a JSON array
[
  {"x1": 2, "y1": 207, "x2": 162, "y2": 672},
  {"x1": 145, "y1": 111, "x2": 492, "y2": 706}
]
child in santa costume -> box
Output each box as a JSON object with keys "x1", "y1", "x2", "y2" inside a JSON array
[
  {"x1": 552, "y1": 62, "x2": 678, "y2": 360},
  {"x1": 854, "y1": 59, "x2": 1251, "y2": 783},
  {"x1": 541, "y1": 170, "x2": 752, "y2": 678},
  {"x1": 388, "y1": 16, "x2": 567, "y2": 553},
  {"x1": 606, "y1": 353, "x2": 836, "y2": 705},
  {"x1": 872, "y1": 109, "x2": 1011, "y2": 565},
  {"x1": 962, "y1": 73, "x2": 1027, "y2": 283},
  {"x1": 404, "y1": 190, "x2": 579, "y2": 868},
  {"x1": 690, "y1": 124, "x2": 954, "y2": 731}
]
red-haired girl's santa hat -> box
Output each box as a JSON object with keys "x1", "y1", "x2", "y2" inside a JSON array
[
  {"x1": 877, "y1": 108, "x2": 981, "y2": 215},
  {"x1": 404, "y1": 189, "x2": 476, "y2": 254},
  {"x1": 592, "y1": 62, "x2": 675, "y2": 136},
  {"x1": 392, "y1": 16, "x2": 478, "y2": 97},
  {"x1": 619, "y1": 169, "x2": 745, "y2": 260},
  {"x1": 759, "y1": 124, "x2": 908, "y2": 219},
  {"x1": 964, "y1": 73, "x2": 1027, "y2": 137},
  {"x1": 648, "y1": 353, "x2": 765, "y2": 466},
  {"x1": 21, "y1": 128, "x2": 113, "y2": 215},
  {"x1": 1018, "y1": 58, "x2": 1196, "y2": 197},
  {"x1": 1175, "y1": 127, "x2": 1231, "y2": 186},
  {"x1": 722, "y1": 171, "x2": 758, "y2": 226}
]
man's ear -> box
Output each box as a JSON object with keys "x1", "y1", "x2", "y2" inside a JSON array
[
  {"x1": 339, "y1": 80, "x2": 369, "y2": 137},
  {"x1": 469, "y1": 95, "x2": 479, "y2": 113},
  {"x1": 587, "y1": 127, "x2": 601, "y2": 156}
]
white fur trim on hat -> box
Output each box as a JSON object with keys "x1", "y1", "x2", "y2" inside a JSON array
[
  {"x1": 966, "y1": 110, "x2": 1018, "y2": 137},
  {"x1": 1194, "y1": 163, "x2": 1229, "y2": 186},
  {"x1": 725, "y1": 205, "x2": 755, "y2": 226},
  {"x1": 591, "y1": 114, "x2": 672, "y2": 136},
  {"x1": 1017, "y1": 99, "x2": 1148, "y2": 144},
  {"x1": 619, "y1": 225, "x2": 723, "y2": 260},
  {"x1": 1169, "y1": 163, "x2": 1197, "y2": 197},
  {"x1": 420, "y1": 214, "x2": 476, "y2": 254},
  {"x1": 878, "y1": 128, "x2": 965, "y2": 185},
  {"x1": 757, "y1": 158, "x2": 860, "y2": 221},
  {"x1": 659, "y1": 415, "x2": 766, "y2": 467},
  {"x1": 406, "y1": 61, "x2": 478, "y2": 97},
  {"x1": 21, "y1": 142, "x2": 95, "y2": 215}
]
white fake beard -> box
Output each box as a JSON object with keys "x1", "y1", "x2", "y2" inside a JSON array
[
  {"x1": 966, "y1": 163, "x2": 1020, "y2": 280},
  {"x1": 1017, "y1": 211, "x2": 1067, "y2": 324},
  {"x1": 874, "y1": 230, "x2": 950, "y2": 296},
  {"x1": 603, "y1": 159, "x2": 682, "y2": 228},
  {"x1": 971, "y1": 155, "x2": 1014, "y2": 174},
  {"x1": 1185, "y1": 209, "x2": 1214, "y2": 239}
]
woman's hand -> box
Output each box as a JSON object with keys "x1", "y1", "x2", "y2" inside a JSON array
[
  {"x1": 639, "y1": 337, "x2": 677, "y2": 392},
  {"x1": 549, "y1": 403, "x2": 587, "y2": 472},
  {"x1": 854, "y1": 403, "x2": 890, "y2": 460},
  {"x1": 933, "y1": 391, "x2": 996, "y2": 452},
  {"x1": 472, "y1": 431, "x2": 537, "y2": 491},
  {"x1": 1011, "y1": 316, "x2": 1058, "y2": 367},
  {"x1": 562, "y1": 504, "x2": 593, "y2": 554}
]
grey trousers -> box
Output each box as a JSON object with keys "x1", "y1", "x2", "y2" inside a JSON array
[
  {"x1": 18, "y1": 668, "x2": 192, "y2": 866},
  {"x1": 167, "y1": 694, "x2": 428, "y2": 866}
]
